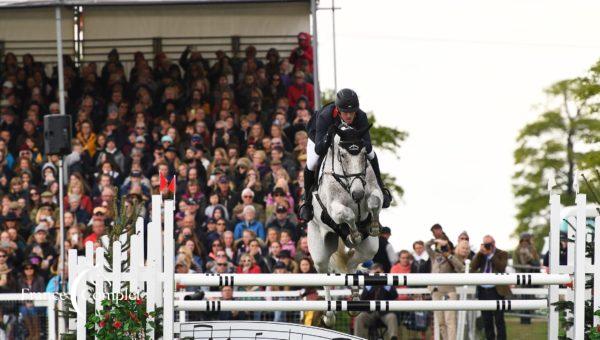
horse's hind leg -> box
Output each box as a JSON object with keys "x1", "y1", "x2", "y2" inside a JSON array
[
  {"x1": 308, "y1": 224, "x2": 339, "y2": 273},
  {"x1": 322, "y1": 286, "x2": 336, "y2": 328},
  {"x1": 308, "y1": 224, "x2": 339, "y2": 328}
]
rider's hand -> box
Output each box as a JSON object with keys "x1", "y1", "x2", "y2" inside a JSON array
[{"x1": 327, "y1": 124, "x2": 337, "y2": 136}]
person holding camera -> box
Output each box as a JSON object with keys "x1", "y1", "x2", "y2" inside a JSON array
[
  {"x1": 470, "y1": 235, "x2": 509, "y2": 340},
  {"x1": 514, "y1": 232, "x2": 540, "y2": 271},
  {"x1": 513, "y1": 232, "x2": 540, "y2": 325},
  {"x1": 425, "y1": 235, "x2": 461, "y2": 340}
]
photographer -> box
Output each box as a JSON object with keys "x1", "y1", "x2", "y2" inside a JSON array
[
  {"x1": 513, "y1": 232, "x2": 540, "y2": 325},
  {"x1": 470, "y1": 235, "x2": 509, "y2": 340},
  {"x1": 425, "y1": 235, "x2": 459, "y2": 340},
  {"x1": 513, "y1": 232, "x2": 539, "y2": 271}
]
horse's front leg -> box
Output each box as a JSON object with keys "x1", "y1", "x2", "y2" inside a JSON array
[
  {"x1": 346, "y1": 236, "x2": 379, "y2": 273},
  {"x1": 322, "y1": 286, "x2": 336, "y2": 328},
  {"x1": 367, "y1": 192, "x2": 382, "y2": 237},
  {"x1": 330, "y1": 201, "x2": 362, "y2": 247}
]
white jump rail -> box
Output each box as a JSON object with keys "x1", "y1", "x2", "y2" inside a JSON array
[
  {"x1": 67, "y1": 191, "x2": 600, "y2": 340},
  {"x1": 177, "y1": 299, "x2": 549, "y2": 312},
  {"x1": 175, "y1": 272, "x2": 571, "y2": 287},
  {"x1": 175, "y1": 287, "x2": 570, "y2": 300}
]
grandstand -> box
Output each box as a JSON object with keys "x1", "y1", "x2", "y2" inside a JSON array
[{"x1": 0, "y1": 1, "x2": 326, "y2": 338}]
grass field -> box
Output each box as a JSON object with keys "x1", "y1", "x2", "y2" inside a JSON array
[
  {"x1": 334, "y1": 314, "x2": 549, "y2": 339},
  {"x1": 506, "y1": 317, "x2": 547, "y2": 340}
]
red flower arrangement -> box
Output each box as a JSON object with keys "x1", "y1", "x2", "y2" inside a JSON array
[{"x1": 86, "y1": 293, "x2": 159, "y2": 339}]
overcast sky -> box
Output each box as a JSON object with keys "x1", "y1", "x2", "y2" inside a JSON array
[{"x1": 314, "y1": 0, "x2": 600, "y2": 251}]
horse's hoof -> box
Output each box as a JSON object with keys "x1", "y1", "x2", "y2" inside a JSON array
[
  {"x1": 344, "y1": 233, "x2": 362, "y2": 248},
  {"x1": 347, "y1": 310, "x2": 360, "y2": 317},
  {"x1": 368, "y1": 220, "x2": 381, "y2": 237},
  {"x1": 343, "y1": 235, "x2": 357, "y2": 248},
  {"x1": 322, "y1": 311, "x2": 336, "y2": 328},
  {"x1": 351, "y1": 288, "x2": 360, "y2": 301}
]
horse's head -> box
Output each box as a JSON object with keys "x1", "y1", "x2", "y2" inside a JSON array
[{"x1": 332, "y1": 124, "x2": 371, "y2": 202}]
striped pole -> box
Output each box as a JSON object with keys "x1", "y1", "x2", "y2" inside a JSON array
[
  {"x1": 175, "y1": 273, "x2": 571, "y2": 287},
  {"x1": 176, "y1": 299, "x2": 548, "y2": 312}
]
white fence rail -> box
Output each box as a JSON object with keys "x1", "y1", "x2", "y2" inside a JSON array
[
  {"x1": 175, "y1": 273, "x2": 571, "y2": 287},
  {"x1": 177, "y1": 299, "x2": 550, "y2": 313}
]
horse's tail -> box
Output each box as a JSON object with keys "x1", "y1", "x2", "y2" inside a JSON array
[{"x1": 328, "y1": 238, "x2": 349, "y2": 273}]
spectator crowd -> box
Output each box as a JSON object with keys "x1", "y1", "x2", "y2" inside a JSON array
[{"x1": 0, "y1": 32, "x2": 318, "y2": 338}]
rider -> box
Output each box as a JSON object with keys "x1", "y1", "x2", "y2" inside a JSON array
[{"x1": 298, "y1": 88, "x2": 392, "y2": 221}]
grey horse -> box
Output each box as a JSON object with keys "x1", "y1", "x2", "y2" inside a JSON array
[{"x1": 307, "y1": 124, "x2": 383, "y2": 326}]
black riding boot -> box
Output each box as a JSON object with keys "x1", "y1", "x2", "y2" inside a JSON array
[
  {"x1": 369, "y1": 154, "x2": 392, "y2": 208},
  {"x1": 299, "y1": 168, "x2": 316, "y2": 221}
]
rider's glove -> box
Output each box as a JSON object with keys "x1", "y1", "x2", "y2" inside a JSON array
[{"x1": 323, "y1": 125, "x2": 336, "y2": 147}]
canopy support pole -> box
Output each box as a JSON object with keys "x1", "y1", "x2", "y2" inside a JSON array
[{"x1": 311, "y1": 0, "x2": 321, "y2": 109}]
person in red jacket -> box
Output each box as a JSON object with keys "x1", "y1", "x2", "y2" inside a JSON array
[
  {"x1": 287, "y1": 71, "x2": 314, "y2": 109},
  {"x1": 83, "y1": 207, "x2": 107, "y2": 246},
  {"x1": 236, "y1": 253, "x2": 262, "y2": 274},
  {"x1": 290, "y1": 32, "x2": 313, "y2": 73}
]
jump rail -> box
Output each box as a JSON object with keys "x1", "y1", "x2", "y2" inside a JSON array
[
  {"x1": 175, "y1": 273, "x2": 571, "y2": 287},
  {"x1": 177, "y1": 299, "x2": 549, "y2": 312}
]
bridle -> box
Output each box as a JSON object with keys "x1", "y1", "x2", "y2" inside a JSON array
[
  {"x1": 322, "y1": 136, "x2": 368, "y2": 200},
  {"x1": 314, "y1": 127, "x2": 373, "y2": 243}
]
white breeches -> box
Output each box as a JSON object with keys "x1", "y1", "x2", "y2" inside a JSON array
[{"x1": 307, "y1": 139, "x2": 319, "y2": 171}]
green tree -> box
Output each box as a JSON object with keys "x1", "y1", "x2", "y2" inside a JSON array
[
  {"x1": 321, "y1": 90, "x2": 408, "y2": 203},
  {"x1": 513, "y1": 61, "x2": 600, "y2": 243}
]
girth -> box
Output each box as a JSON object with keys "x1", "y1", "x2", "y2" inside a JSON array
[{"x1": 314, "y1": 193, "x2": 371, "y2": 245}]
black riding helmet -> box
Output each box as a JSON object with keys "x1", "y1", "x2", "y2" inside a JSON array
[{"x1": 335, "y1": 88, "x2": 359, "y2": 113}]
